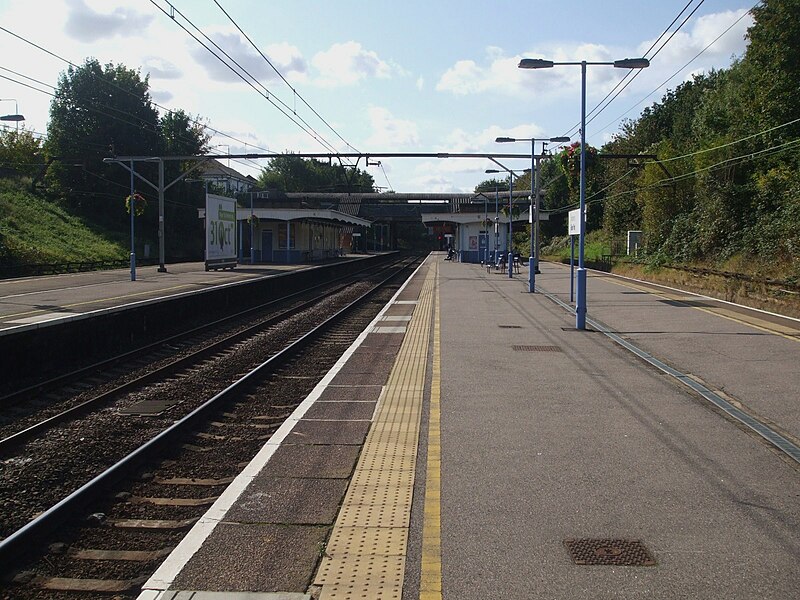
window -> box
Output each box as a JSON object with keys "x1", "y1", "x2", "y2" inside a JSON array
[{"x1": 277, "y1": 223, "x2": 296, "y2": 249}]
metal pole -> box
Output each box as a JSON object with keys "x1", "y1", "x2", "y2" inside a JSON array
[
  {"x1": 508, "y1": 175, "x2": 514, "y2": 278},
  {"x1": 529, "y1": 140, "x2": 536, "y2": 292},
  {"x1": 570, "y1": 235, "x2": 575, "y2": 303},
  {"x1": 576, "y1": 61, "x2": 588, "y2": 329},
  {"x1": 129, "y1": 160, "x2": 136, "y2": 281},
  {"x1": 250, "y1": 193, "x2": 255, "y2": 264},
  {"x1": 158, "y1": 160, "x2": 166, "y2": 272},
  {"x1": 494, "y1": 184, "x2": 499, "y2": 265},
  {"x1": 484, "y1": 194, "x2": 488, "y2": 264}
]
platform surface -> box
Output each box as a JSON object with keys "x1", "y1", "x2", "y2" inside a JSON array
[{"x1": 127, "y1": 255, "x2": 799, "y2": 600}]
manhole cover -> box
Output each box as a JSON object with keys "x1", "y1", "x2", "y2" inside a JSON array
[
  {"x1": 564, "y1": 539, "x2": 656, "y2": 566},
  {"x1": 512, "y1": 345, "x2": 562, "y2": 352}
]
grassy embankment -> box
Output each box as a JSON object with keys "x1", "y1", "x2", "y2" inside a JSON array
[
  {"x1": 541, "y1": 231, "x2": 800, "y2": 318},
  {"x1": 0, "y1": 180, "x2": 127, "y2": 267}
]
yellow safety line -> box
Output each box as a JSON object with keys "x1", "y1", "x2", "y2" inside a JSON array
[
  {"x1": 315, "y1": 262, "x2": 436, "y2": 599},
  {"x1": 607, "y1": 277, "x2": 800, "y2": 343},
  {"x1": 420, "y1": 262, "x2": 442, "y2": 600}
]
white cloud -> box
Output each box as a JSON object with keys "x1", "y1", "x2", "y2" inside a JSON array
[
  {"x1": 416, "y1": 76, "x2": 425, "y2": 91},
  {"x1": 365, "y1": 107, "x2": 419, "y2": 147},
  {"x1": 311, "y1": 42, "x2": 392, "y2": 87},
  {"x1": 64, "y1": 0, "x2": 153, "y2": 43},
  {"x1": 189, "y1": 29, "x2": 307, "y2": 85}
]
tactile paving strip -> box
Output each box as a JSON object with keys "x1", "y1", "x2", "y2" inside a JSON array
[{"x1": 315, "y1": 262, "x2": 436, "y2": 600}]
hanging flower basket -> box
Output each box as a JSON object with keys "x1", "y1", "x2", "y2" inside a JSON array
[
  {"x1": 125, "y1": 192, "x2": 147, "y2": 216},
  {"x1": 247, "y1": 214, "x2": 259, "y2": 226},
  {"x1": 560, "y1": 142, "x2": 598, "y2": 177}
]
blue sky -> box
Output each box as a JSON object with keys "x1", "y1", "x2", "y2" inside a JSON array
[{"x1": 0, "y1": 0, "x2": 753, "y2": 192}]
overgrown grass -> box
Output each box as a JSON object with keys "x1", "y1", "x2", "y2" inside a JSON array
[
  {"x1": 0, "y1": 179, "x2": 127, "y2": 265},
  {"x1": 540, "y1": 231, "x2": 612, "y2": 263}
]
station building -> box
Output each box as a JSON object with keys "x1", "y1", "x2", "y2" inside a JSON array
[{"x1": 198, "y1": 182, "x2": 535, "y2": 265}]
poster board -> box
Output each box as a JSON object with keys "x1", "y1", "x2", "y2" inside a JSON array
[{"x1": 205, "y1": 193, "x2": 238, "y2": 270}]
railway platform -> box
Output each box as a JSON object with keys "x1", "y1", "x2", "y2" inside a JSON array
[
  {"x1": 135, "y1": 254, "x2": 799, "y2": 600},
  {"x1": 0, "y1": 261, "x2": 309, "y2": 334}
]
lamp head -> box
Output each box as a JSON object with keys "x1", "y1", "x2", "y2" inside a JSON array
[
  {"x1": 518, "y1": 58, "x2": 554, "y2": 69},
  {"x1": 613, "y1": 58, "x2": 649, "y2": 69},
  {"x1": 549, "y1": 136, "x2": 570, "y2": 143},
  {"x1": 495, "y1": 137, "x2": 516, "y2": 143}
]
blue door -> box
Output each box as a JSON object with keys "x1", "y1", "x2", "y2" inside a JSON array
[{"x1": 261, "y1": 229, "x2": 273, "y2": 262}]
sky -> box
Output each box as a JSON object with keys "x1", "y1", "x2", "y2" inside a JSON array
[{"x1": 0, "y1": 0, "x2": 754, "y2": 193}]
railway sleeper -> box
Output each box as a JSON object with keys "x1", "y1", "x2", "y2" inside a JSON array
[{"x1": 35, "y1": 575, "x2": 148, "y2": 593}]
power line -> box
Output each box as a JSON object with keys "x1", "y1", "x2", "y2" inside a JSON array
[
  {"x1": 0, "y1": 24, "x2": 277, "y2": 165},
  {"x1": 590, "y1": 4, "x2": 754, "y2": 143},
  {"x1": 213, "y1": 0, "x2": 359, "y2": 154},
  {"x1": 581, "y1": 0, "x2": 707, "y2": 132},
  {"x1": 560, "y1": 0, "x2": 706, "y2": 140},
  {"x1": 578, "y1": 0, "x2": 700, "y2": 131},
  {"x1": 150, "y1": 0, "x2": 342, "y2": 156}
]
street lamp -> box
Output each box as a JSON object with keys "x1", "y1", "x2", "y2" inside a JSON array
[
  {"x1": 0, "y1": 99, "x2": 25, "y2": 131},
  {"x1": 485, "y1": 164, "x2": 523, "y2": 279},
  {"x1": 518, "y1": 56, "x2": 649, "y2": 328},
  {"x1": 496, "y1": 135, "x2": 570, "y2": 292}
]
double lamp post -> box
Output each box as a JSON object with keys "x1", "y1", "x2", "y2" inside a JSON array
[
  {"x1": 495, "y1": 135, "x2": 569, "y2": 293},
  {"x1": 516, "y1": 57, "x2": 649, "y2": 329}
]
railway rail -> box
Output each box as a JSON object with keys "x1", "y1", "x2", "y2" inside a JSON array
[{"x1": 0, "y1": 256, "x2": 420, "y2": 597}]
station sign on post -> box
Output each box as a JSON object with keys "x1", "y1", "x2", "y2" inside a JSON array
[
  {"x1": 568, "y1": 208, "x2": 581, "y2": 236},
  {"x1": 205, "y1": 193, "x2": 238, "y2": 271}
]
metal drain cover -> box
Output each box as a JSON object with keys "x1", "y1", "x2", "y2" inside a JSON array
[
  {"x1": 564, "y1": 539, "x2": 656, "y2": 566},
  {"x1": 512, "y1": 345, "x2": 562, "y2": 352}
]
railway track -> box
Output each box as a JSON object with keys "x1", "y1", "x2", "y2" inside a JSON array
[
  {"x1": 0, "y1": 256, "x2": 420, "y2": 598},
  {"x1": 0, "y1": 258, "x2": 403, "y2": 454}
]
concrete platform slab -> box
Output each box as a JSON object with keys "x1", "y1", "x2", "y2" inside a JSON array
[
  {"x1": 170, "y1": 523, "x2": 327, "y2": 592},
  {"x1": 287, "y1": 420, "x2": 371, "y2": 445},
  {"x1": 261, "y1": 445, "x2": 360, "y2": 479},
  {"x1": 302, "y1": 401, "x2": 376, "y2": 420},
  {"x1": 226, "y1": 478, "x2": 348, "y2": 525}
]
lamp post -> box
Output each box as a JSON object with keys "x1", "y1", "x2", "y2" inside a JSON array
[
  {"x1": 0, "y1": 99, "x2": 24, "y2": 131},
  {"x1": 486, "y1": 165, "x2": 523, "y2": 278},
  {"x1": 518, "y1": 57, "x2": 649, "y2": 327},
  {"x1": 496, "y1": 135, "x2": 570, "y2": 292}
]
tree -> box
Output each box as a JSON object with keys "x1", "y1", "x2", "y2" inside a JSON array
[
  {"x1": 259, "y1": 155, "x2": 375, "y2": 192},
  {"x1": 474, "y1": 177, "x2": 508, "y2": 193},
  {"x1": 0, "y1": 128, "x2": 43, "y2": 179},
  {"x1": 159, "y1": 109, "x2": 211, "y2": 259},
  {"x1": 45, "y1": 58, "x2": 161, "y2": 226}
]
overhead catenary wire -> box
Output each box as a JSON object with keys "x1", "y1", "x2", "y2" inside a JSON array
[
  {"x1": 149, "y1": 0, "x2": 343, "y2": 157},
  {"x1": 589, "y1": 4, "x2": 755, "y2": 143},
  {"x1": 213, "y1": 0, "x2": 359, "y2": 154},
  {"x1": 0, "y1": 24, "x2": 277, "y2": 168},
  {"x1": 574, "y1": 0, "x2": 701, "y2": 134}
]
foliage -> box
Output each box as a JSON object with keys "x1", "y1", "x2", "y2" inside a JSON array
[
  {"x1": 0, "y1": 180, "x2": 126, "y2": 266},
  {"x1": 259, "y1": 155, "x2": 375, "y2": 192},
  {"x1": 125, "y1": 192, "x2": 147, "y2": 216},
  {"x1": 561, "y1": 0, "x2": 800, "y2": 279},
  {"x1": 474, "y1": 177, "x2": 509, "y2": 193},
  {"x1": 0, "y1": 128, "x2": 44, "y2": 179},
  {"x1": 559, "y1": 142, "x2": 598, "y2": 189},
  {"x1": 44, "y1": 58, "x2": 161, "y2": 227}
]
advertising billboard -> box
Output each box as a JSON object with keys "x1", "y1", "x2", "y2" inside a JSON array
[{"x1": 205, "y1": 193, "x2": 237, "y2": 270}]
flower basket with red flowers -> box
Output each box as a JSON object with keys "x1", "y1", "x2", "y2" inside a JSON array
[{"x1": 559, "y1": 142, "x2": 598, "y2": 188}]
